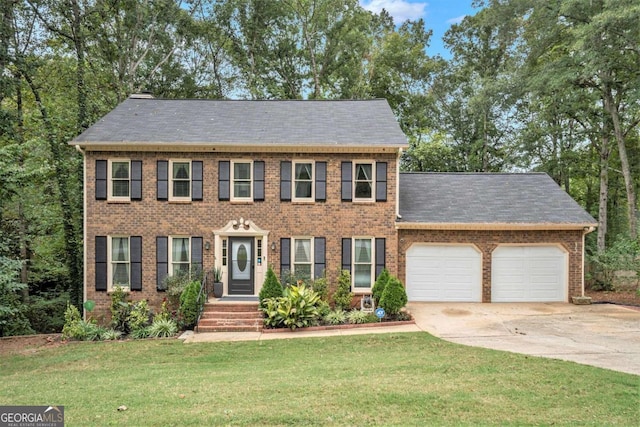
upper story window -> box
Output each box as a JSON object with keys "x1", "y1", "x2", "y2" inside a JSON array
[
  {"x1": 170, "y1": 236, "x2": 191, "y2": 275},
  {"x1": 109, "y1": 160, "x2": 130, "y2": 199},
  {"x1": 354, "y1": 162, "x2": 374, "y2": 201},
  {"x1": 170, "y1": 160, "x2": 191, "y2": 201},
  {"x1": 280, "y1": 161, "x2": 326, "y2": 202},
  {"x1": 232, "y1": 161, "x2": 252, "y2": 201}
]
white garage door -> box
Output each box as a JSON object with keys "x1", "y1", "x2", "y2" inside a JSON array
[
  {"x1": 406, "y1": 245, "x2": 482, "y2": 302},
  {"x1": 492, "y1": 246, "x2": 567, "y2": 302}
]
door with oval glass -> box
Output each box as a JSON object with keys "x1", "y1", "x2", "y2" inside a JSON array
[{"x1": 229, "y1": 237, "x2": 254, "y2": 295}]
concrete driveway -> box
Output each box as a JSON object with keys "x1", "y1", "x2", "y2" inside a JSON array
[{"x1": 408, "y1": 302, "x2": 640, "y2": 376}]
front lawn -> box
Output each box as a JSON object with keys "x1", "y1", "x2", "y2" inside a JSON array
[{"x1": 1, "y1": 333, "x2": 637, "y2": 426}]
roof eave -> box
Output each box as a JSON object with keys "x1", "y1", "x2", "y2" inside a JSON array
[
  {"x1": 70, "y1": 142, "x2": 408, "y2": 153},
  {"x1": 395, "y1": 222, "x2": 598, "y2": 231}
]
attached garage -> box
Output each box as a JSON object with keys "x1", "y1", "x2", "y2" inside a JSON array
[
  {"x1": 492, "y1": 246, "x2": 567, "y2": 302},
  {"x1": 406, "y1": 244, "x2": 482, "y2": 302}
]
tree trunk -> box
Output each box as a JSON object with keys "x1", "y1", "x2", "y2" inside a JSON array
[{"x1": 597, "y1": 133, "x2": 610, "y2": 253}]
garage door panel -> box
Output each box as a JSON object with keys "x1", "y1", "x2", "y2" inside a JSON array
[
  {"x1": 492, "y1": 246, "x2": 566, "y2": 302},
  {"x1": 407, "y1": 245, "x2": 482, "y2": 302}
]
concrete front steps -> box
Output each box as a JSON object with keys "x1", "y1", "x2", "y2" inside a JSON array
[{"x1": 196, "y1": 302, "x2": 263, "y2": 332}]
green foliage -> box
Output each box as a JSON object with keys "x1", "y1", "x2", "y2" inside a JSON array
[
  {"x1": 379, "y1": 277, "x2": 408, "y2": 316},
  {"x1": 212, "y1": 266, "x2": 223, "y2": 282},
  {"x1": 101, "y1": 329, "x2": 123, "y2": 340},
  {"x1": 347, "y1": 310, "x2": 371, "y2": 324},
  {"x1": 324, "y1": 309, "x2": 346, "y2": 325},
  {"x1": 164, "y1": 271, "x2": 192, "y2": 310},
  {"x1": 130, "y1": 327, "x2": 151, "y2": 339},
  {"x1": 24, "y1": 292, "x2": 68, "y2": 334},
  {"x1": 61, "y1": 302, "x2": 82, "y2": 340},
  {"x1": 0, "y1": 256, "x2": 34, "y2": 337},
  {"x1": 179, "y1": 280, "x2": 202, "y2": 329},
  {"x1": 332, "y1": 270, "x2": 353, "y2": 310},
  {"x1": 110, "y1": 286, "x2": 131, "y2": 333},
  {"x1": 127, "y1": 300, "x2": 151, "y2": 333},
  {"x1": 148, "y1": 318, "x2": 178, "y2": 338},
  {"x1": 372, "y1": 268, "x2": 390, "y2": 304},
  {"x1": 155, "y1": 299, "x2": 172, "y2": 322},
  {"x1": 588, "y1": 238, "x2": 640, "y2": 291},
  {"x1": 309, "y1": 275, "x2": 329, "y2": 302},
  {"x1": 260, "y1": 284, "x2": 321, "y2": 330},
  {"x1": 259, "y1": 266, "x2": 283, "y2": 308}
]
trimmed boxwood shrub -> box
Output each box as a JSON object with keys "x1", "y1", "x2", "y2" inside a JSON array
[
  {"x1": 259, "y1": 266, "x2": 283, "y2": 308},
  {"x1": 372, "y1": 268, "x2": 390, "y2": 305},
  {"x1": 379, "y1": 276, "x2": 408, "y2": 316},
  {"x1": 179, "y1": 280, "x2": 202, "y2": 329}
]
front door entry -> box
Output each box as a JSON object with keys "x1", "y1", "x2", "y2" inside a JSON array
[{"x1": 228, "y1": 237, "x2": 254, "y2": 295}]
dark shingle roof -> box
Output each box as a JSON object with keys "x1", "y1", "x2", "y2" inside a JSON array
[
  {"x1": 72, "y1": 98, "x2": 407, "y2": 147},
  {"x1": 398, "y1": 173, "x2": 596, "y2": 226}
]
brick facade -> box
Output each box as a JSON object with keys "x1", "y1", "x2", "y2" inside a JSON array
[
  {"x1": 85, "y1": 150, "x2": 399, "y2": 318},
  {"x1": 398, "y1": 228, "x2": 586, "y2": 303}
]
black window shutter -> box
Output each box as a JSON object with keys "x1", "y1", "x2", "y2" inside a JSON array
[
  {"x1": 376, "y1": 162, "x2": 387, "y2": 202},
  {"x1": 315, "y1": 162, "x2": 326, "y2": 202},
  {"x1": 130, "y1": 236, "x2": 142, "y2": 291},
  {"x1": 157, "y1": 161, "x2": 168, "y2": 200},
  {"x1": 341, "y1": 162, "x2": 352, "y2": 201},
  {"x1": 192, "y1": 161, "x2": 203, "y2": 201},
  {"x1": 375, "y1": 238, "x2": 386, "y2": 278},
  {"x1": 191, "y1": 237, "x2": 203, "y2": 274},
  {"x1": 280, "y1": 161, "x2": 291, "y2": 201},
  {"x1": 254, "y1": 161, "x2": 265, "y2": 201},
  {"x1": 131, "y1": 161, "x2": 142, "y2": 200},
  {"x1": 314, "y1": 237, "x2": 326, "y2": 279},
  {"x1": 96, "y1": 160, "x2": 107, "y2": 200},
  {"x1": 95, "y1": 236, "x2": 107, "y2": 291},
  {"x1": 219, "y1": 161, "x2": 230, "y2": 201},
  {"x1": 341, "y1": 238, "x2": 352, "y2": 272},
  {"x1": 156, "y1": 237, "x2": 168, "y2": 291},
  {"x1": 280, "y1": 238, "x2": 291, "y2": 276}
]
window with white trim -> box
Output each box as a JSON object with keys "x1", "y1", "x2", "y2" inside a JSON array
[
  {"x1": 170, "y1": 236, "x2": 191, "y2": 275},
  {"x1": 293, "y1": 161, "x2": 314, "y2": 201},
  {"x1": 353, "y1": 238, "x2": 374, "y2": 290},
  {"x1": 231, "y1": 161, "x2": 252, "y2": 201},
  {"x1": 221, "y1": 238, "x2": 228, "y2": 266},
  {"x1": 170, "y1": 160, "x2": 191, "y2": 200},
  {"x1": 354, "y1": 162, "x2": 374, "y2": 201},
  {"x1": 109, "y1": 160, "x2": 130, "y2": 200},
  {"x1": 110, "y1": 236, "x2": 130, "y2": 289},
  {"x1": 292, "y1": 237, "x2": 313, "y2": 280}
]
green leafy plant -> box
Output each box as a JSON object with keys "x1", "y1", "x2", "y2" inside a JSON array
[
  {"x1": 0, "y1": 256, "x2": 34, "y2": 337},
  {"x1": 155, "y1": 299, "x2": 171, "y2": 322},
  {"x1": 588, "y1": 237, "x2": 640, "y2": 291},
  {"x1": 347, "y1": 310, "x2": 370, "y2": 324},
  {"x1": 130, "y1": 327, "x2": 151, "y2": 339},
  {"x1": 110, "y1": 286, "x2": 130, "y2": 333},
  {"x1": 260, "y1": 284, "x2": 321, "y2": 330},
  {"x1": 62, "y1": 302, "x2": 83, "y2": 340},
  {"x1": 164, "y1": 270, "x2": 192, "y2": 310},
  {"x1": 324, "y1": 309, "x2": 347, "y2": 325},
  {"x1": 310, "y1": 275, "x2": 329, "y2": 302},
  {"x1": 372, "y1": 268, "x2": 390, "y2": 305},
  {"x1": 258, "y1": 266, "x2": 283, "y2": 308},
  {"x1": 212, "y1": 266, "x2": 223, "y2": 282},
  {"x1": 379, "y1": 276, "x2": 408, "y2": 316},
  {"x1": 332, "y1": 270, "x2": 353, "y2": 310},
  {"x1": 179, "y1": 280, "x2": 202, "y2": 329},
  {"x1": 127, "y1": 300, "x2": 151, "y2": 334},
  {"x1": 148, "y1": 318, "x2": 178, "y2": 338},
  {"x1": 101, "y1": 329, "x2": 123, "y2": 340}
]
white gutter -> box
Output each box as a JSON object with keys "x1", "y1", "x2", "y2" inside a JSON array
[{"x1": 75, "y1": 145, "x2": 87, "y2": 319}]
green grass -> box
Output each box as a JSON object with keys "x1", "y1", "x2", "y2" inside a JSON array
[{"x1": 1, "y1": 333, "x2": 638, "y2": 426}]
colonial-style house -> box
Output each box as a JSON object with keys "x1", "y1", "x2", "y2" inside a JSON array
[{"x1": 71, "y1": 95, "x2": 596, "y2": 320}]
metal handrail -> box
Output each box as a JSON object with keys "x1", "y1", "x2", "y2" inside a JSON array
[{"x1": 195, "y1": 273, "x2": 208, "y2": 331}]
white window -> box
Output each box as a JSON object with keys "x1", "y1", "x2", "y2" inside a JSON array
[
  {"x1": 108, "y1": 160, "x2": 130, "y2": 201},
  {"x1": 293, "y1": 161, "x2": 314, "y2": 201},
  {"x1": 109, "y1": 237, "x2": 130, "y2": 290},
  {"x1": 170, "y1": 160, "x2": 191, "y2": 201},
  {"x1": 353, "y1": 162, "x2": 374, "y2": 201},
  {"x1": 170, "y1": 236, "x2": 191, "y2": 275},
  {"x1": 353, "y1": 238, "x2": 374, "y2": 290},
  {"x1": 292, "y1": 237, "x2": 313, "y2": 280},
  {"x1": 231, "y1": 161, "x2": 252, "y2": 201}
]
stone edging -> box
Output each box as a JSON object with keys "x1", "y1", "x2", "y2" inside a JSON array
[{"x1": 261, "y1": 320, "x2": 415, "y2": 333}]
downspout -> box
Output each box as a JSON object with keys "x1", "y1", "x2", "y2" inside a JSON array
[
  {"x1": 75, "y1": 145, "x2": 87, "y2": 319},
  {"x1": 582, "y1": 226, "x2": 596, "y2": 297},
  {"x1": 396, "y1": 148, "x2": 402, "y2": 220}
]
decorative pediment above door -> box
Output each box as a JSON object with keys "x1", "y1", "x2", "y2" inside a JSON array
[{"x1": 214, "y1": 217, "x2": 269, "y2": 237}]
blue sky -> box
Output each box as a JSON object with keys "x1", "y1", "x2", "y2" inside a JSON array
[{"x1": 359, "y1": 0, "x2": 478, "y2": 57}]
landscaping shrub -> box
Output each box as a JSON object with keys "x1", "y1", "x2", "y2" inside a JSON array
[
  {"x1": 324, "y1": 309, "x2": 346, "y2": 325},
  {"x1": 110, "y1": 286, "x2": 130, "y2": 333},
  {"x1": 62, "y1": 302, "x2": 83, "y2": 340},
  {"x1": 588, "y1": 237, "x2": 640, "y2": 291},
  {"x1": 347, "y1": 310, "x2": 370, "y2": 324},
  {"x1": 101, "y1": 329, "x2": 123, "y2": 340},
  {"x1": 310, "y1": 275, "x2": 329, "y2": 302},
  {"x1": 24, "y1": 292, "x2": 68, "y2": 334},
  {"x1": 372, "y1": 268, "x2": 390, "y2": 305},
  {"x1": 332, "y1": 270, "x2": 353, "y2": 310},
  {"x1": 127, "y1": 300, "x2": 151, "y2": 334},
  {"x1": 261, "y1": 284, "x2": 321, "y2": 330},
  {"x1": 179, "y1": 280, "x2": 202, "y2": 329},
  {"x1": 259, "y1": 266, "x2": 282, "y2": 308},
  {"x1": 379, "y1": 276, "x2": 408, "y2": 316},
  {"x1": 148, "y1": 318, "x2": 178, "y2": 338}
]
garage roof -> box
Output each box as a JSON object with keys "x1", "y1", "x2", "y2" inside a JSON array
[
  {"x1": 398, "y1": 173, "x2": 597, "y2": 229},
  {"x1": 71, "y1": 97, "x2": 408, "y2": 149}
]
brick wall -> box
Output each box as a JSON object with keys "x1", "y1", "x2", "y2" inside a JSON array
[
  {"x1": 398, "y1": 229, "x2": 586, "y2": 302},
  {"x1": 84, "y1": 150, "x2": 399, "y2": 319}
]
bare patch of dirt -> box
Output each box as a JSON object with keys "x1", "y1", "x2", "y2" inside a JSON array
[
  {"x1": 585, "y1": 287, "x2": 640, "y2": 308},
  {"x1": 0, "y1": 334, "x2": 65, "y2": 356}
]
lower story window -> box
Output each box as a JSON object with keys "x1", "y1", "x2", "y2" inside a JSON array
[
  {"x1": 111, "y1": 237, "x2": 130, "y2": 289},
  {"x1": 353, "y1": 238, "x2": 373, "y2": 289},
  {"x1": 293, "y1": 238, "x2": 312, "y2": 280},
  {"x1": 171, "y1": 237, "x2": 191, "y2": 275}
]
